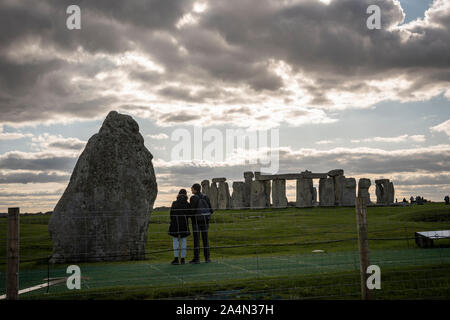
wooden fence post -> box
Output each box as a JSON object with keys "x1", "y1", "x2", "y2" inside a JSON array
[
  {"x1": 355, "y1": 197, "x2": 371, "y2": 300},
  {"x1": 7, "y1": 207, "x2": 19, "y2": 300}
]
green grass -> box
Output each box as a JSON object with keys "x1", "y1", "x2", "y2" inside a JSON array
[
  {"x1": 19, "y1": 262, "x2": 450, "y2": 300},
  {"x1": 1, "y1": 203, "x2": 450, "y2": 299}
]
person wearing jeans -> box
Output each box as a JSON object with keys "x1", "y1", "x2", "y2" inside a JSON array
[
  {"x1": 168, "y1": 189, "x2": 191, "y2": 265},
  {"x1": 189, "y1": 183, "x2": 213, "y2": 264}
]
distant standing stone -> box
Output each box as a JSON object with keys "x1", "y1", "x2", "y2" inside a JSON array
[
  {"x1": 342, "y1": 178, "x2": 356, "y2": 206},
  {"x1": 231, "y1": 182, "x2": 245, "y2": 209},
  {"x1": 272, "y1": 179, "x2": 288, "y2": 208},
  {"x1": 319, "y1": 177, "x2": 335, "y2": 206},
  {"x1": 209, "y1": 182, "x2": 219, "y2": 209},
  {"x1": 217, "y1": 181, "x2": 231, "y2": 209},
  {"x1": 358, "y1": 178, "x2": 371, "y2": 204},
  {"x1": 201, "y1": 180, "x2": 210, "y2": 197},
  {"x1": 48, "y1": 111, "x2": 158, "y2": 263},
  {"x1": 296, "y1": 177, "x2": 314, "y2": 207},
  {"x1": 243, "y1": 172, "x2": 254, "y2": 208},
  {"x1": 250, "y1": 180, "x2": 271, "y2": 208}
]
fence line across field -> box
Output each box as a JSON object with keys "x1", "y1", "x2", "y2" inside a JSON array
[{"x1": 2, "y1": 200, "x2": 450, "y2": 300}]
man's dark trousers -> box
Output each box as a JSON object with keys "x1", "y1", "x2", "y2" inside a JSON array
[{"x1": 192, "y1": 215, "x2": 210, "y2": 261}]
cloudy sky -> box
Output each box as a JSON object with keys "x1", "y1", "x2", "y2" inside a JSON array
[{"x1": 0, "y1": 0, "x2": 449, "y2": 212}]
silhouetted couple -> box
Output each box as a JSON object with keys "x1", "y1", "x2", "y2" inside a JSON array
[{"x1": 168, "y1": 183, "x2": 213, "y2": 265}]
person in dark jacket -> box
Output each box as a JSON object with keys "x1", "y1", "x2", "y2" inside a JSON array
[
  {"x1": 189, "y1": 183, "x2": 213, "y2": 264},
  {"x1": 169, "y1": 189, "x2": 192, "y2": 265}
]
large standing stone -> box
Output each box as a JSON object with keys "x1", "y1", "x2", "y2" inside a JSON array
[
  {"x1": 388, "y1": 182, "x2": 395, "y2": 204},
  {"x1": 358, "y1": 178, "x2": 371, "y2": 204},
  {"x1": 319, "y1": 177, "x2": 335, "y2": 206},
  {"x1": 250, "y1": 180, "x2": 271, "y2": 208},
  {"x1": 217, "y1": 180, "x2": 231, "y2": 209},
  {"x1": 375, "y1": 179, "x2": 395, "y2": 205},
  {"x1": 342, "y1": 178, "x2": 356, "y2": 206},
  {"x1": 201, "y1": 180, "x2": 210, "y2": 198},
  {"x1": 243, "y1": 172, "x2": 254, "y2": 208},
  {"x1": 296, "y1": 177, "x2": 314, "y2": 207},
  {"x1": 272, "y1": 179, "x2": 288, "y2": 208},
  {"x1": 231, "y1": 182, "x2": 245, "y2": 209},
  {"x1": 332, "y1": 175, "x2": 345, "y2": 206},
  {"x1": 209, "y1": 182, "x2": 219, "y2": 209},
  {"x1": 48, "y1": 111, "x2": 158, "y2": 263}
]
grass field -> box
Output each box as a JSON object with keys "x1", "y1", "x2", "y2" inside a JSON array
[{"x1": 1, "y1": 203, "x2": 450, "y2": 299}]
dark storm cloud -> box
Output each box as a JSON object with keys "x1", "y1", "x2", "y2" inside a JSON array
[
  {"x1": 158, "y1": 86, "x2": 204, "y2": 103},
  {"x1": 0, "y1": 0, "x2": 194, "y2": 54},
  {"x1": 154, "y1": 145, "x2": 450, "y2": 189},
  {"x1": 0, "y1": 172, "x2": 70, "y2": 184},
  {"x1": 48, "y1": 141, "x2": 85, "y2": 151},
  {"x1": 0, "y1": 0, "x2": 449, "y2": 125},
  {"x1": 276, "y1": 146, "x2": 450, "y2": 175},
  {"x1": 159, "y1": 112, "x2": 201, "y2": 123},
  {"x1": 393, "y1": 174, "x2": 450, "y2": 186},
  {"x1": 0, "y1": 152, "x2": 77, "y2": 172}
]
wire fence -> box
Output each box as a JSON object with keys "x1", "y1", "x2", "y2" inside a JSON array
[{"x1": 1, "y1": 204, "x2": 450, "y2": 299}]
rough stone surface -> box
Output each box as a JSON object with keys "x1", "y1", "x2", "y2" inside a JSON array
[
  {"x1": 272, "y1": 179, "x2": 288, "y2": 208},
  {"x1": 244, "y1": 172, "x2": 255, "y2": 180},
  {"x1": 375, "y1": 179, "x2": 394, "y2": 205},
  {"x1": 250, "y1": 180, "x2": 271, "y2": 208},
  {"x1": 231, "y1": 182, "x2": 245, "y2": 209},
  {"x1": 212, "y1": 177, "x2": 227, "y2": 183},
  {"x1": 313, "y1": 187, "x2": 317, "y2": 204},
  {"x1": 243, "y1": 171, "x2": 254, "y2": 208},
  {"x1": 217, "y1": 181, "x2": 231, "y2": 209},
  {"x1": 333, "y1": 175, "x2": 346, "y2": 206},
  {"x1": 319, "y1": 177, "x2": 335, "y2": 206},
  {"x1": 48, "y1": 111, "x2": 158, "y2": 263},
  {"x1": 264, "y1": 181, "x2": 271, "y2": 206},
  {"x1": 328, "y1": 169, "x2": 344, "y2": 177},
  {"x1": 342, "y1": 178, "x2": 356, "y2": 206},
  {"x1": 357, "y1": 178, "x2": 372, "y2": 204},
  {"x1": 201, "y1": 180, "x2": 210, "y2": 197},
  {"x1": 296, "y1": 178, "x2": 314, "y2": 207},
  {"x1": 209, "y1": 182, "x2": 219, "y2": 209},
  {"x1": 388, "y1": 182, "x2": 395, "y2": 204}
]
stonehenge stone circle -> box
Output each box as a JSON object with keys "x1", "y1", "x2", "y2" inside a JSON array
[
  {"x1": 357, "y1": 178, "x2": 372, "y2": 204},
  {"x1": 202, "y1": 170, "x2": 394, "y2": 209},
  {"x1": 296, "y1": 177, "x2": 314, "y2": 207},
  {"x1": 272, "y1": 179, "x2": 288, "y2": 208},
  {"x1": 48, "y1": 111, "x2": 158, "y2": 263}
]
